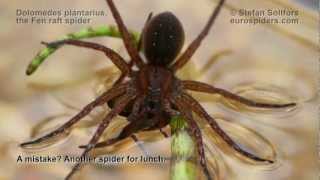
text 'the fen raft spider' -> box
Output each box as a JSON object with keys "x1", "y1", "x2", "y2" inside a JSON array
[{"x1": 21, "y1": 0, "x2": 296, "y2": 179}]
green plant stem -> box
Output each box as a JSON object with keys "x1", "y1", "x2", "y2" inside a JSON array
[
  {"x1": 26, "y1": 25, "x2": 140, "y2": 75},
  {"x1": 170, "y1": 116, "x2": 197, "y2": 180}
]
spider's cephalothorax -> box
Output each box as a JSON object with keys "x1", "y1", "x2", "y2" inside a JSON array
[{"x1": 21, "y1": 0, "x2": 296, "y2": 180}]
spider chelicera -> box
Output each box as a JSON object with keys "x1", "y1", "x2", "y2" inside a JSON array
[{"x1": 21, "y1": 0, "x2": 296, "y2": 179}]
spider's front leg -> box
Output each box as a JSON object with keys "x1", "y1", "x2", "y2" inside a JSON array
[
  {"x1": 114, "y1": 12, "x2": 153, "y2": 85},
  {"x1": 41, "y1": 39, "x2": 130, "y2": 74},
  {"x1": 163, "y1": 99, "x2": 212, "y2": 180},
  {"x1": 106, "y1": 0, "x2": 145, "y2": 68},
  {"x1": 182, "y1": 80, "x2": 296, "y2": 108},
  {"x1": 171, "y1": 0, "x2": 225, "y2": 72}
]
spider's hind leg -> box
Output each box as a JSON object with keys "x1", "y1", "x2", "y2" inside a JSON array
[
  {"x1": 80, "y1": 96, "x2": 150, "y2": 153},
  {"x1": 180, "y1": 92, "x2": 274, "y2": 163},
  {"x1": 78, "y1": 115, "x2": 151, "y2": 155},
  {"x1": 65, "y1": 93, "x2": 135, "y2": 180},
  {"x1": 20, "y1": 83, "x2": 127, "y2": 148},
  {"x1": 182, "y1": 80, "x2": 296, "y2": 109},
  {"x1": 164, "y1": 99, "x2": 213, "y2": 180},
  {"x1": 79, "y1": 115, "x2": 147, "y2": 149},
  {"x1": 78, "y1": 133, "x2": 148, "y2": 155}
]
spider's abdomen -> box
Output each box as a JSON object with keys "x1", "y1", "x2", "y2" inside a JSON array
[{"x1": 143, "y1": 12, "x2": 185, "y2": 66}]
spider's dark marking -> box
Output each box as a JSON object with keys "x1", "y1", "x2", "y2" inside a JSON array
[{"x1": 21, "y1": 0, "x2": 296, "y2": 180}]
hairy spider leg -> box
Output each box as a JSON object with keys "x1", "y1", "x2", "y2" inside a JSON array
[
  {"x1": 78, "y1": 113, "x2": 150, "y2": 149},
  {"x1": 130, "y1": 134, "x2": 149, "y2": 155},
  {"x1": 166, "y1": 98, "x2": 212, "y2": 180},
  {"x1": 20, "y1": 83, "x2": 128, "y2": 147},
  {"x1": 114, "y1": 12, "x2": 154, "y2": 85},
  {"x1": 65, "y1": 93, "x2": 136, "y2": 180},
  {"x1": 78, "y1": 95, "x2": 162, "y2": 155},
  {"x1": 159, "y1": 128, "x2": 169, "y2": 138},
  {"x1": 182, "y1": 80, "x2": 296, "y2": 108},
  {"x1": 180, "y1": 92, "x2": 274, "y2": 163},
  {"x1": 171, "y1": 0, "x2": 225, "y2": 72},
  {"x1": 79, "y1": 135, "x2": 149, "y2": 159},
  {"x1": 79, "y1": 134, "x2": 149, "y2": 156},
  {"x1": 41, "y1": 40, "x2": 129, "y2": 74},
  {"x1": 79, "y1": 96, "x2": 146, "y2": 149},
  {"x1": 106, "y1": 0, "x2": 145, "y2": 68}
]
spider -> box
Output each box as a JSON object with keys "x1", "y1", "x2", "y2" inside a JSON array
[{"x1": 21, "y1": 0, "x2": 296, "y2": 179}]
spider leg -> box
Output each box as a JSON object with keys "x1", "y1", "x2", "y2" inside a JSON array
[
  {"x1": 79, "y1": 114, "x2": 147, "y2": 149},
  {"x1": 20, "y1": 83, "x2": 128, "y2": 148},
  {"x1": 65, "y1": 93, "x2": 135, "y2": 180},
  {"x1": 130, "y1": 134, "x2": 149, "y2": 155},
  {"x1": 79, "y1": 118, "x2": 149, "y2": 153},
  {"x1": 165, "y1": 99, "x2": 212, "y2": 180},
  {"x1": 105, "y1": 0, "x2": 145, "y2": 68},
  {"x1": 160, "y1": 128, "x2": 169, "y2": 138},
  {"x1": 139, "y1": 118, "x2": 170, "y2": 138},
  {"x1": 78, "y1": 134, "x2": 148, "y2": 154},
  {"x1": 171, "y1": 0, "x2": 225, "y2": 72},
  {"x1": 79, "y1": 96, "x2": 146, "y2": 149},
  {"x1": 79, "y1": 133, "x2": 149, "y2": 156},
  {"x1": 142, "y1": 118, "x2": 170, "y2": 139},
  {"x1": 180, "y1": 92, "x2": 274, "y2": 163},
  {"x1": 79, "y1": 117, "x2": 151, "y2": 155},
  {"x1": 182, "y1": 80, "x2": 296, "y2": 108},
  {"x1": 78, "y1": 136, "x2": 119, "y2": 149},
  {"x1": 42, "y1": 40, "x2": 129, "y2": 74},
  {"x1": 114, "y1": 12, "x2": 153, "y2": 85}
]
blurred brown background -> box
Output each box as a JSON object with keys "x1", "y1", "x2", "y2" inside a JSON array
[{"x1": 0, "y1": 0, "x2": 318, "y2": 180}]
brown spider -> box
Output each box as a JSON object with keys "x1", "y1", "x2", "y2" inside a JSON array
[{"x1": 21, "y1": 0, "x2": 296, "y2": 179}]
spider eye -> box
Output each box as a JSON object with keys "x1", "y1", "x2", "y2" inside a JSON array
[{"x1": 143, "y1": 12, "x2": 185, "y2": 66}]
